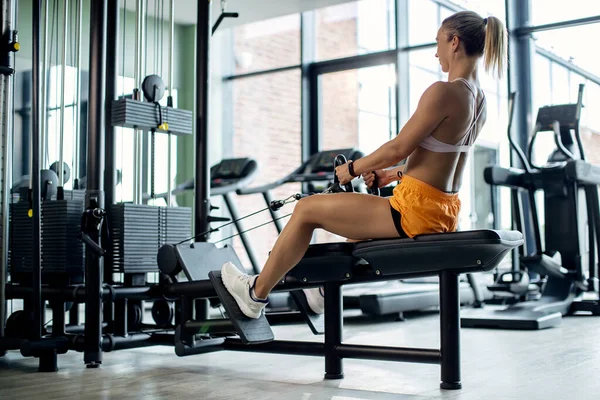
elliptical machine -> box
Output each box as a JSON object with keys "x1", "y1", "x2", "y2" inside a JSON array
[{"x1": 461, "y1": 85, "x2": 600, "y2": 330}]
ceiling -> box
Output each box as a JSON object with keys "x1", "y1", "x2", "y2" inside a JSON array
[{"x1": 123, "y1": 0, "x2": 354, "y2": 27}]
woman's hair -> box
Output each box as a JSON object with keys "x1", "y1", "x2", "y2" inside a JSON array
[{"x1": 442, "y1": 11, "x2": 507, "y2": 78}]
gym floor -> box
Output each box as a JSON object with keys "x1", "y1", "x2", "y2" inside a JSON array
[{"x1": 1, "y1": 309, "x2": 599, "y2": 400}]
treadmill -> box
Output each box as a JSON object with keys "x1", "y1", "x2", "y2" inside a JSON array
[{"x1": 236, "y1": 148, "x2": 486, "y2": 316}]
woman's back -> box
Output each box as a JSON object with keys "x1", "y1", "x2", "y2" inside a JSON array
[{"x1": 405, "y1": 79, "x2": 487, "y2": 193}]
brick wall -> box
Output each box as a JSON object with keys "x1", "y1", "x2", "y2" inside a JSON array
[{"x1": 580, "y1": 127, "x2": 600, "y2": 165}]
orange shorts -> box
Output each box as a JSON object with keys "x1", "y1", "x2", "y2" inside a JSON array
[{"x1": 388, "y1": 175, "x2": 461, "y2": 238}]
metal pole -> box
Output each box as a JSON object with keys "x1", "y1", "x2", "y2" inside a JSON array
[
  {"x1": 58, "y1": 0, "x2": 69, "y2": 191},
  {"x1": 32, "y1": 0, "x2": 43, "y2": 341},
  {"x1": 104, "y1": 0, "x2": 118, "y2": 207},
  {"x1": 1, "y1": 0, "x2": 17, "y2": 344},
  {"x1": 137, "y1": 0, "x2": 146, "y2": 204},
  {"x1": 133, "y1": 0, "x2": 142, "y2": 203},
  {"x1": 195, "y1": 0, "x2": 211, "y2": 240},
  {"x1": 166, "y1": 0, "x2": 175, "y2": 207},
  {"x1": 84, "y1": 0, "x2": 107, "y2": 367},
  {"x1": 40, "y1": 0, "x2": 49, "y2": 169},
  {"x1": 506, "y1": 0, "x2": 537, "y2": 257},
  {"x1": 74, "y1": 0, "x2": 82, "y2": 187},
  {"x1": 103, "y1": 0, "x2": 118, "y2": 285}
]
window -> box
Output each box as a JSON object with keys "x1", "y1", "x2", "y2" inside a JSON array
[
  {"x1": 408, "y1": 0, "x2": 439, "y2": 45},
  {"x1": 447, "y1": 0, "x2": 506, "y2": 21},
  {"x1": 45, "y1": 66, "x2": 79, "y2": 189},
  {"x1": 471, "y1": 145, "x2": 499, "y2": 230},
  {"x1": 226, "y1": 69, "x2": 302, "y2": 268},
  {"x1": 319, "y1": 64, "x2": 397, "y2": 155},
  {"x1": 532, "y1": 54, "x2": 552, "y2": 114},
  {"x1": 408, "y1": 48, "x2": 440, "y2": 115},
  {"x1": 233, "y1": 14, "x2": 301, "y2": 75},
  {"x1": 533, "y1": 24, "x2": 600, "y2": 78},
  {"x1": 530, "y1": 0, "x2": 600, "y2": 26},
  {"x1": 314, "y1": 0, "x2": 395, "y2": 61}
]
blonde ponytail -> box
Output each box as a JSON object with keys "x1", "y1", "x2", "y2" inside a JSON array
[
  {"x1": 483, "y1": 16, "x2": 507, "y2": 79},
  {"x1": 442, "y1": 11, "x2": 508, "y2": 78}
]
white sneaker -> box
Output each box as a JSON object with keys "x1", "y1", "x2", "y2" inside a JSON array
[
  {"x1": 303, "y1": 287, "x2": 325, "y2": 315},
  {"x1": 221, "y1": 261, "x2": 268, "y2": 319}
]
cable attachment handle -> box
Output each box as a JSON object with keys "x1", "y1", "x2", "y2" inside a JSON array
[
  {"x1": 79, "y1": 207, "x2": 107, "y2": 257},
  {"x1": 269, "y1": 193, "x2": 308, "y2": 211}
]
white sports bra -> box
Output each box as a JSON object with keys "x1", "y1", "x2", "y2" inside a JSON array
[{"x1": 418, "y1": 78, "x2": 486, "y2": 153}]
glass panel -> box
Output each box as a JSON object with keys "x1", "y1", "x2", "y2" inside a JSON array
[
  {"x1": 472, "y1": 146, "x2": 499, "y2": 230},
  {"x1": 115, "y1": 76, "x2": 138, "y2": 203},
  {"x1": 533, "y1": 23, "x2": 600, "y2": 77},
  {"x1": 320, "y1": 64, "x2": 396, "y2": 153},
  {"x1": 446, "y1": 1, "x2": 506, "y2": 22},
  {"x1": 408, "y1": 66, "x2": 438, "y2": 115},
  {"x1": 408, "y1": 47, "x2": 439, "y2": 75},
  {"x1": 581, "y1": 81, "x2": 600, "y2": 134},
  {"x1": 530, "y1": 0, "x2": 600, "y2": 26},
  {"x1": 440, "y1": 6, "x2": 454, "y2": 21},
  {"x1": 46, "y1": 106, "x2": 75, "y2": 188},
  {"x1": 315, "y1": 0, "x2": 395, "y2": 61},
  {"x1": 227, "y1": 69, "x2": 302, "y2": 268},
  {"x1": 532, "y1": 54, "x2": 552, "y2": 113},
  {"x1": 550, "y1": 64, "x2": 570, "y2": 105},
  {"x1": 47, "y1": 66, "x2": 77, "y2": 108},
  {"x1": 233, "y1": 14, "x2": 301, "y2": 74},
  {"x1": 408, "y1": 0, "x2": 439, "y2": 45}
]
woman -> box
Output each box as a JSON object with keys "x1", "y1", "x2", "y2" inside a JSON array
[{"x1": 222, "y1": 11, "x2": 507, "y2": 319}]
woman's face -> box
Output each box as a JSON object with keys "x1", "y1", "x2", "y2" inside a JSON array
[{"x1": 435, "y1": 27, "x2": 456, "y2": 73}]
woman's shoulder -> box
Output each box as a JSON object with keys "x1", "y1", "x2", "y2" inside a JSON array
[{"x1": 420, "y1": 81, "x2": 464, "y2": 108}]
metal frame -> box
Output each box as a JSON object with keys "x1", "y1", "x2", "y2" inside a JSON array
[
  {"x1": 83, "y1": 0, "x2": 108, "y2": 368},
  {"x1": 515, "y1": 15, "x2": 600, "y2": 36},
  {"x1": 165, "y1": 265, "x2": 467, "y2": 389},
  {"x1": 0, "y1": 0, "x2": 17, "y2": 348}
]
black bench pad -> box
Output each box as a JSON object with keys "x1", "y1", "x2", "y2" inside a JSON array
[
  {"x1": 287, "y1": 242, "x2": 356, "y2": 284},
  {"x1": 352, "y1": 230, "x2": 523, "y2": 277}
]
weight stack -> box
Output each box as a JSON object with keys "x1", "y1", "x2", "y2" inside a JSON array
[
  {"x1": 9, "y1": 190, "x2": 86, "y2": 284},
  {"x1": 109, "y1": 203, "x2": 192, "y2": 274},
  {"x1": 111, "y1": 98, "x2": 193, "y2": 136}
]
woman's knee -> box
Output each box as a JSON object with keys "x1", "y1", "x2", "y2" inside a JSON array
[{"x1": 294, "y1": 196, "x2": 324, "y2": 228}]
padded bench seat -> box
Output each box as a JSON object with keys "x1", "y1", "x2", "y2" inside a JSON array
[
  {"x1": 353, "y1": 229, "x2": 523, "y2": 276},
  {"x1": 287, "y1": 230, "x2": 523, "y2": 284}
]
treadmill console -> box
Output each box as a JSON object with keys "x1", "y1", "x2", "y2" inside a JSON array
[
  {"x1": 304, "y1": 148, "x2": 364, "y2": 175},
  {"x1": 211, "y1": 158, "x2": 257, "y2": 188}
]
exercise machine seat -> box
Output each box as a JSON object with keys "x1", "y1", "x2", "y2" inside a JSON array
[
  {"x1": 353, "y1": 230, "x2": 522, "y2": 276},
  {"x1": 288, "y1": 230, "x2": 522, "y2": 284}
]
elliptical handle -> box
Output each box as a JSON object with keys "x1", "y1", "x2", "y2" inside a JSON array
[
  {"x1": 575, "y1": 83, "x2": 586, "y2": 161},
  {"x1": 506, "y1": 92, "x2": 533, "y2": 173}
]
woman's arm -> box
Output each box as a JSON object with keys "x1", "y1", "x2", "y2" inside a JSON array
[
  {"x1": 385, "y1": 165, "x2": 406, "y2": 183},
  {"x1": 342, "y1": 82, "x2": 452, "y2": 180}
]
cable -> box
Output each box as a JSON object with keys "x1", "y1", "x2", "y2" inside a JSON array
[
  {"x1": 175, "y1": 193, "x2": 303, "y2": 245},
  {"x1": 214, "y1": 213, "x2": 293, "y2": 244}
]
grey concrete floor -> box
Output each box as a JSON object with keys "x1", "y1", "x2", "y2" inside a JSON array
[{"x1": 1, "y1": 309, "x2": 599, "y2": 399}]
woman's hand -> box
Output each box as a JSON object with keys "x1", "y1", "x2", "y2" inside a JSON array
[
  {"x1": 362, "y1": 169, "x2": 390, "y2": 189},
  {"x1": 335, "y1": 162, "x2": 355, "y2": 185}
]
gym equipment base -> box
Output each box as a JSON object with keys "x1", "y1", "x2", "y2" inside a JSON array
[
  {"x1": 460, "y1": 306, "x2": 562, "y2": 330},
  {"x1": 167, "y1": 229, "x2": 522, "y2": 390}
]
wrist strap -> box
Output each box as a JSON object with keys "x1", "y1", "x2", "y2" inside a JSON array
[
  {"x1": 397, "y1": 170, "x2": 403, "y2": 180},
  {"x1": 348, "y1": 161, "x2": 358, "y2": 177}
]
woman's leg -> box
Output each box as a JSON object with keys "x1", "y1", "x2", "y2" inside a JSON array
[
  {"x1": 221, "y1": 192, "x2": 402, "y2": 318},
  {"x1": 254, "y1": 193, "x2": 400, "y2": 297}
]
